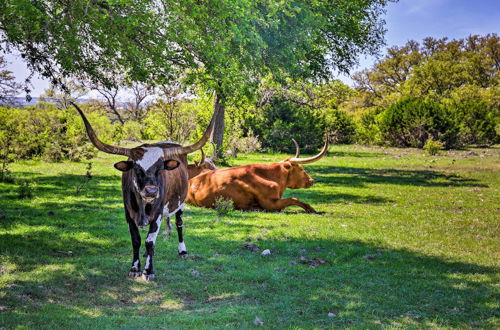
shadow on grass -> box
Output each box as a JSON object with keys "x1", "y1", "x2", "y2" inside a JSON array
[
  {"x1": 307, "y1": 166, "x2": 487, "y2": 188},
  {"x1": 0, "y1": 206, "x2": 498, "y2": 328}
]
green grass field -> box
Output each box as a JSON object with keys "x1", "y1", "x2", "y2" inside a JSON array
[{"x1": 0, "y1": 145, "x2": 499, "y2": 328}]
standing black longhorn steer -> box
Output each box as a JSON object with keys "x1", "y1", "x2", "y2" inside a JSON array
[{"x1": 72, "y1": 102, "x2": 219, "y2": 280}]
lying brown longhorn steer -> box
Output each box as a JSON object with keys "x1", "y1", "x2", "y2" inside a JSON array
[
  {"x1": 72, "y1": 102, "x2": 219, "y2": 280},
  {"x1": 186, "y1": 139, "x2": 328, "y2": 213}
]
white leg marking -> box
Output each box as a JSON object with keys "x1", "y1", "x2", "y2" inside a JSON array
[
  {"x1": 144, "y1": 256, "x2": 151, "y2": 269},
  {"x1": 168, "y1": 202, "x2": 185, "y2": 217},
  {"x1": 133, "y1": 260, "x2": 139, "y2": 269},
  {"x1": 146, "y1": 215, "x2": 162, "y2": 245},
  {"x1": 178, "y1": 242, "x2": 187, "y2": 253}
]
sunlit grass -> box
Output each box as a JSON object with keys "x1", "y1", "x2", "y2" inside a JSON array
[{"x1": 0, "y1": 145, "x2": 499, "y2": 328}]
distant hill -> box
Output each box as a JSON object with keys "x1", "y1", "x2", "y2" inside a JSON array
[{"x1": 1, "y1": 97, "x2": 94, "y2": 107}]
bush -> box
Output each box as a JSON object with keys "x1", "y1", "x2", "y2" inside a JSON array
[
  {"x1": 355, "y1": 107, "x2": 384, "y2": 145},
  {"x1": 121, "y1": 120, "x2": 143, "y2": 141},
  {"x1": 379, "y1": 98, "x2": 459, "y2": 148},
  {"x1": 0, "y1": 103, "x2": 119, "y2": 162},
  {"x1": 246, "y1": 96, "x2": 326, "y2": 153},
  {"x1": 448, "y1": 98, "x2": 499, "y2": 146},
  {"x1": 214, "y1": 196, "x2": 234, "y2": 217},
  {"x1": 325, "y1": 109, "x2": 357, "y2": 144},
  {"x1": 423, "y1": 137, "x2": 444, "y2": 155}
]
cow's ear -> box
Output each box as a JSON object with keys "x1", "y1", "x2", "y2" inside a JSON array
[
  {"x1": 164, "y1": 159, "x2": 180, "y2": 171},
  {"x1": 114, "y1": 161, "x2": 134, "y2": 172},
  {"x1": 282, "y1": 161, "x2": 292, "y2": 170}
]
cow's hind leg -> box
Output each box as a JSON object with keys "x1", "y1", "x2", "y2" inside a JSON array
[
  {"x1": 163, "y1": 216, "x2": 172, "y2": 238},
  {"x1": 127, "y1": 212, "x2": 142, "y2": 278},
  {"x1": 175, "y1": 210, "x2": 187, "y2": 257},
  {"x1": 142, "y1": 214, "x2": 162, "y2": 281}
]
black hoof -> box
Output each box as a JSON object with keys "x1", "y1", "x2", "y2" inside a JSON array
[
  {"x1": 142, "y1": 272, "x2": 155, "y2": 281},
  {"x1": 178, "y1": 251, "x2": 188, "y2": 258},
  {"x1": 128, "y1": 270, "x2": 142, "y2": 278}
]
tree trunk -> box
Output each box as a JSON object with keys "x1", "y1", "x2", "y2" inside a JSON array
[{"x1": 211, "y1": 92, "x2": 225, "y2": 158}]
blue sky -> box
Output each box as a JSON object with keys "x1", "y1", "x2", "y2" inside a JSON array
[{"x1": 3, "y1": 0, "x2": 500, "y2": 96}]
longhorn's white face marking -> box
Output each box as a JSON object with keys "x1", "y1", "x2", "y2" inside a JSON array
[
  {"x1": 178, "y1": 242, "x2": 187, "y2": 253},
  {"x1": 145, "y1": 256, "x2": 151, "y2": 269},
  {"x1": 146, "y1": 215, "x2": 162, "y2": 244},
  {"x1": 136, "y1": 147, "x2": 164, "y2": 171}
]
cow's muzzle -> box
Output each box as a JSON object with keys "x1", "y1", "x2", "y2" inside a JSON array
[{"x1": 141, "y1": 185, "x2": 159, "y2": 202}]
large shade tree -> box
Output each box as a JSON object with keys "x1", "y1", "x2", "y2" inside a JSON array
[{"x1": 1, "y1": 0, "x2": 396, "y2": 154}]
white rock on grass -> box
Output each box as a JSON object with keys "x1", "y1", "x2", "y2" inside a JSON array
[{"x1": 261, "y1": 249, "x2": 271, "y2": 256}]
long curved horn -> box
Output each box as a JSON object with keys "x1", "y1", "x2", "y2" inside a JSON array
[
  {"x1": 292, "y1": 138, "x2": 300, "y2": 158},
  {"x1": 71, "y1": 102, "x2": 136, "y2": 158},
  {"x1": 198, "y1": 148, "x2": 206, "y2": 167},
  {"x1": 288, "y1": 138, "x2": 329, "y2": 164},
  {"x1": 178, "y1": 104, "x2": 220, "y2": 154}
]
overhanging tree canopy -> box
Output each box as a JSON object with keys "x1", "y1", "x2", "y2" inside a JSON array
[{"x1": 1, "y1": 0, "x2": 396, "y2": 151}]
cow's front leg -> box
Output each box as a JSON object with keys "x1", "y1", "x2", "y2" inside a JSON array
[
  {"x1": 127, "y1": 214, "x2": 142, "y2": 278},
  {"x1": 175, "y1": 210, "x2": 187, "y2": 257},
  {"x1": 257, "y1": 197, "x2": 317, "y2": 213},
  {"x1": 142, "y1": 214, "x2": 162, "y2": 281}
]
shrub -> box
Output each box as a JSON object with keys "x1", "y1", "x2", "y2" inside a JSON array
[
  {"x1": 449, "y1": 98, "x2": 499, "y2": 146},
  {"x1": 214, "y1": 196, "x2": 234, "y2": 217},
  {"x1": 246, "y1": 96, "x2": 325, "y2": 153},
  {"x1": 355, "y1": 107, "x2": 384, "y2": 145},
  {"x1": 379, "y1": 98, "x2": 459, "y2": 148},
  {"x1": 325, "y1": 109, "x2": 357, "y2": 144},
  {"x1": 423, "y1": 137, "x2": 444, "y2": 155},
  {"x1": 0, "y1": 103, "x2": 119, "y2": 162}
]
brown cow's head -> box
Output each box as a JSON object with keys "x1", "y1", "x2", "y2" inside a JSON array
[
  {"x1": 187, "y1": 148, "x2": 217, "y2": 179},
  {"x1": 282, "y1": 138, "x2": 328, "y2": 189}
]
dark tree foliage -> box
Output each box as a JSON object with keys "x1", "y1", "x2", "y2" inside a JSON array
[{"x1": 379, "y1": 98, "x2": 458, "y2": 148}]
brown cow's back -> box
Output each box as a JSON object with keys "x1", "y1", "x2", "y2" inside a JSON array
[{"x1": 186, "y1": 162, "x2": 288, "y2": 210}]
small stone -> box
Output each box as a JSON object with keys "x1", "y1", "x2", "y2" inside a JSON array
[
  {"x1": 314, "y1": 247, "x2": 321, "y2": 252},
  {"x1": 300, "y1": 248, "x2": 307, "y2": 254},
  {"x1": 299, "y1": 256, "x2": 307, "y2": 261},
  {"x1": 191, "y1": 270, "x2": 202, "y2": 277},
  {"x1": 363, "y1": 254, "x2": 375, "y2": 260},
  {"x1": 328, "y1": 312, "x2": 336, "y2": 318},
  {"x1": 376, "y1": 249, "x2": 384, "y2": 255},
  {"x1": 476, "y1": 235, "x2": 483, "y2": 240},
  {"x1": 243, "y1": 244, "x2": 260, "y2": 252},
  {"x1": 374, "y1": 320, "x2": 382, "y2": 325},
  {"x1": 289, "y1": 261, "x2": 297, "y2": 266},
  {"x1": 261, "y1": 249, "x2": 271, "y2": 256},
  {"x1": 254, "y1": 317, "x2": 264, "y2": 326}
]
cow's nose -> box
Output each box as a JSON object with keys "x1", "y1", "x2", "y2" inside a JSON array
[{"x1": 144, "y1": 185, "x2": 158, "y2": 197}]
